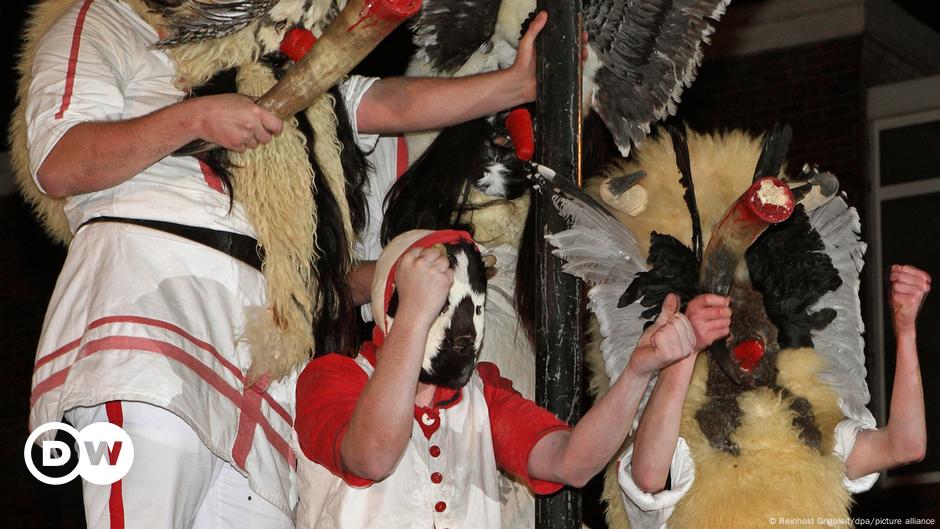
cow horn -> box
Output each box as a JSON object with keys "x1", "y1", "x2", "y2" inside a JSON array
[
  {"x1": 700, "y1": 177, "x2": 795, "y2": 384},
  {"x1": 177, "y1": 0, "x2": 421, "y2": 155}
]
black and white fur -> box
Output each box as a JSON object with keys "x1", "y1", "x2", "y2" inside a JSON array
[{"x1": 386, "y1": 240, "x2": 488, "y2": 389}]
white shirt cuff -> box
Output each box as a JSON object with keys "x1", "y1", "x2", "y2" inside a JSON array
[
  {"x1": 338, "y1": 75, "x2": 380, "y2": 153},
  {"x1": 618, "y1": 437, "x2": 695, "y2": 529},
  {"x1": 833, "y1": 417, "x2": 879, "y2": 493}
]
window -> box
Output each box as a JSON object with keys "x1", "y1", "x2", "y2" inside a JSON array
[{"x1": 867, "y1": 76, "x2": 940, "y2": 487}]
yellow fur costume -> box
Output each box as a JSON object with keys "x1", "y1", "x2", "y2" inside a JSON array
[{"x1": 585, "y1": 129, "x2": 857, "y2": 529}]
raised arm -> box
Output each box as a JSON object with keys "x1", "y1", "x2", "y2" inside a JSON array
[
  {"x1": 527, "y1": 294, "x2": 697, "y2": 487},
  {"x1": 845, "y1": 264, "x2": 931, "y2": 479},
  {"x1": 630, "y1": 294, "x2": 731, "y2": 492},
  {"x1": 354, "y1": 12, "x2": 547, "y2": 135},
  {"x1": 340, "y1": 248, "x2": 453, "y2": 481},
  {"x1": 37, "y1": 95, "x2": 283, "y2": 198}
]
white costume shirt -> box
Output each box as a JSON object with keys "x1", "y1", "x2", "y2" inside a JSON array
[
  {"x1": 25, "y1": 0, "x2": 395, "y2": 517},
  {"x1": 296, "y1": 355, "x2": 503, "y2": 529},
  {"x1": 617, "y1": 412, "x2": 879, "y2": 529}
]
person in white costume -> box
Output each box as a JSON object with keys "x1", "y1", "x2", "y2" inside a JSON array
[
  {"x1": 619, "y1": 265, "x2": 931, "y2": 529},
  {"x1": 293, "y1": 229, "x2": 716, "y2": 529},
  {"x1": 20, "y1": 0, "x2": 553, "y2": 526}
]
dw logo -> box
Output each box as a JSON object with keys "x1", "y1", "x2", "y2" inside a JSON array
[{"x1": 24, "y1": 422, "x2": 134, "y2": 485}]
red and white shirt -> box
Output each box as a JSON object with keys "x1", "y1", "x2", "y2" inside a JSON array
[{"x1": 294, "y1": 341, "x2": 570, "y2": 529}]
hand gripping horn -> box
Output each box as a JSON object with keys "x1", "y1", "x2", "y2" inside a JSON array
[
  {"x1": 700, "y1": 177, "x2": 795, "y2": 385},
  {"x1": 176, "y1": 0, "x2": 422, "y2": 156}
]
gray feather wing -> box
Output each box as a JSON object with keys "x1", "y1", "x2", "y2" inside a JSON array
[
  {"x1": 583, "y1": 0, "x2": 729, "y2": 155},
  {"x1": 542, "y1": 177, "x2": 655, "y2": 427},
  {"x1": 807, "y1": 197, "x2": 871, "y2": 421},
  {"x1": 541, "y1": 173, "x2": 649, "y2": 387},
  {"x1": 154, "y1": 0, "x2": 279, "y2": 46},
  {"x1": 411, "y1": 0, "x2": 502, "y2": 73}
]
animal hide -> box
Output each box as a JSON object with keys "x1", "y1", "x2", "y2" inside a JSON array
[{"x1": 547, "y1": 128, "x2": 862, "y2": 528}]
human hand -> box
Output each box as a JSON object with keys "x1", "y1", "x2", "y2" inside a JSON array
[
  {"x1": 394, "y1": 247, "x2": 454, "y2": 326},
  {"x1": 190, "y1": 94, "x2": 284, "y2": 152},
  {"x1": 685, "y1": 294, "x2": 732, "y2": 351},
  {"x1": 508, "y1": 12, "x2": 590, "y2": 104},
  {"x1": 628, "y1": 294, "x2": 696, "y2": 377},
  {"x1": 890, "y1": 264, "x2": 931, "y2": 336}
]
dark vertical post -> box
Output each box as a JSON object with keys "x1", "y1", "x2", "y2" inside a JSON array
[{"x1": 534, "y1": 1, "x2": 583, "y2": 529}]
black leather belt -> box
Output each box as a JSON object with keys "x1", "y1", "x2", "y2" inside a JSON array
[{"x1": 80, "y1": 216, "x2": 265, "y2": 272}]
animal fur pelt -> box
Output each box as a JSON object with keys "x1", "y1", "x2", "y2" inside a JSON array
[
  {"x1": 544, "y1": 128, "x2": 867, "y2": 528},
  {"x1": 10, "y1": 0, "x2": 357, "y2": 380}
]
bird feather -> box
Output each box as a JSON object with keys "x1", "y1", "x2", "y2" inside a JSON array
[{"x1": 805, "y1": 196, "x2": 871, "y2": 421}]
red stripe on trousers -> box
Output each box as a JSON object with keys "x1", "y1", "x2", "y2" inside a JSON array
[
  {"x1": 34, "y1": 315, "x2": 291, "y2": 424},
  {"x1": 232, "y1": 387, "x2": 263, "y2": 470},
  {"x1": 34, "y1": 338, "x2": 81, "y2": 369},
  {"x1": 55, "y1": 0, "x2": 96, "y2": 119},
  {"x1": 105, "y1": 402, "x2": 125, "y2": 529},
  {"x1": 33, "y1": 335, "x2": 294, "y2": 463}
]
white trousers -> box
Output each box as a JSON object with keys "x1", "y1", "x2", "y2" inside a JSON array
[{"x1": 67, "y1": 402, "x2": 293, "y2": 529}]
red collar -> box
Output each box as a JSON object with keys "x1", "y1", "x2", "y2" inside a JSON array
[
  {"x1": 360, "y1": 341, "x2": 464, "y2": 410},
  {"x1": 360, "y1": 340, "x2": 464, "y2": 440}
]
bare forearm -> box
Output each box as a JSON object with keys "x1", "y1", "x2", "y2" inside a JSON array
[
  {"x1": 532, "y1": 367, "x2": 652, "y2": 487},
  {"x1": 356, "y1": 70, "x2": 532, "y2": 135},
  {"x1": 846, "y1": 330, "x2": 925, "y2": 478},
  {"x1": 631, "y1": 357, "x2": 696, "y2": 492},
  {"x1": 37, "y1": 100, "x2": 201, "y2": 197},
  {"x1": 341, "y1": 316, "x2": 428, "y2": 479},
  {"x1": 349, "y1": 261, "x2": 376, "y2": 306}
]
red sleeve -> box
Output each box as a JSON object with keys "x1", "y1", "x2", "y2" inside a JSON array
[
  {"x1": 477, "y1": 362, "x2": 571, "y2": 495},
  {"x1": 295, "y1": 353, "x2": 374, "y2": 487}
]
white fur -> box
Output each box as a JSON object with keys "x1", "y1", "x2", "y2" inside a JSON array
[
  {"x1": 478, "y1": 163, "x2": 509, "y2": 198},
  {"x1": 422, "y1": 251, "x2": 486, "y2": 373},
  {"x1": 494, "y1": 0, "x2": 535, "y2": 46},
  {"x1": 582, "y1": 46, "x2": 602, "y2": 116}
]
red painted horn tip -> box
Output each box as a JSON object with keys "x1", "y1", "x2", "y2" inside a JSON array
[
  {"x1": 373, "y1": 0, "x2": 423, "y2": 19},
  {"x1": 506, "y1": 108, "x2": 535, "y2": 161},
  {"x1": 747, "y1": 176, "x2": 795, "y2": 223},
  {"x1": 733, "y1": 338, "x2": 765, "y2": 373},
  {"x1": 280, "y1": 28, "x2": 317, "y2": 62}
]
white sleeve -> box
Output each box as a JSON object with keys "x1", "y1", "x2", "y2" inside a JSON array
[
  {"x1": 26, "y1": 3, "x2": 129, "y2": 190},
  {"x1": 618, "y1": 437, "x2": 695, "y2": 529},
  {"x1": 337, "y1": 75, "x2": 381, "y2": 153},
  {"x1": 833, "y1": 414, "x2": 880, "y2": 493}
]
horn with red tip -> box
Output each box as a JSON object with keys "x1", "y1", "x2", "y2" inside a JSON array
[
  {"x1": 700, "y1": 177, "x2": 795, "y2": 384},
  {"x1": 177, "y1": 0, "x2": 421, "y2": 155}
]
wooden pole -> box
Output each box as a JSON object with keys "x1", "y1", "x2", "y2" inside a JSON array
[{"x1": 534, "y1": 1, "x2": 583, "y2": 528}]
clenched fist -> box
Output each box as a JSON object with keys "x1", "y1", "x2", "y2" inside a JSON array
[
  {"x1": 890, "y1": 264, "x2": 931, "y2": 336},
  {"x1": 628, "y1": 293, "x2": 697, "y2": 377}
]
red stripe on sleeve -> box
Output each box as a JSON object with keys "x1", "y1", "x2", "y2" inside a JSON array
[
  {"x1": 55, "y1": 0, "x2": 96, "y2": 120},
  {"x1": 395, "y1": 135, "x2": 408, "y2": 178},
  {"x1": 105, "y1": 401, "x2": 126, "y2": 529}
]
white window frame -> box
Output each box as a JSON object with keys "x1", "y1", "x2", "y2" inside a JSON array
[{"x1": 867, "y1": 75, "x2": 940, "y2": 487}]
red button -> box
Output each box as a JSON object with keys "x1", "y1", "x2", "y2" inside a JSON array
[
  {"x1": 431, "y1": 472, "x2": 443, "y2": 484},
  {"x1": 430, "y1": 445, "x2": 441, "y2": 457},
  {"x1": 435, "y1": 501, "x2": 447, "y2": 512}
]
